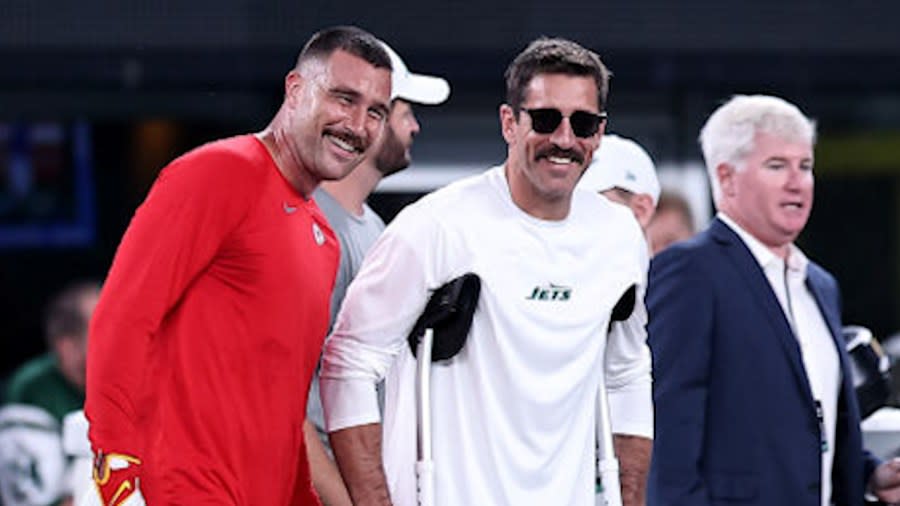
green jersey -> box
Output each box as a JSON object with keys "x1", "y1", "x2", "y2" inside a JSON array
[{"x1": 0, "y1": 354, "x2": 84, "y2": 506}]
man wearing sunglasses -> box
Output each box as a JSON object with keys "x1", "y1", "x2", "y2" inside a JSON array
[{"x1": 321, "y1": 37, "x2": 652, "y2": 506}]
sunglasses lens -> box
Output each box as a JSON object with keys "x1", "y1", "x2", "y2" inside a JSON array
[
  {"x1": 527, "y1": 109, "x2": 563, "y2": 134},
  {"x1": 570, "y1": 111, "x2": 602, "y2": 138}
]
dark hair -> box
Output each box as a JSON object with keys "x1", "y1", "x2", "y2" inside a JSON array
[
  {"x1": 44, "y1": 280, "x2": 99, "y2": 345},
  {"x1": 505, "y1": 37, "x2": 610, "y2": 114},
  {"x1": 296, "y1": 25, "x2": 391, "y2": 71}
]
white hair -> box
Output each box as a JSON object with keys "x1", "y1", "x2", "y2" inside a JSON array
[{"x1": 699, "y1": 94, "x2": 816, "y2": 205}]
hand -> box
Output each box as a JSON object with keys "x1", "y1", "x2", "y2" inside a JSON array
[
  {"x1": 90, "y1": 451, "x2": 144, "y2": 506},
  {"x1": 869, "y1": 458, "x2": 900, "y2": 504}
]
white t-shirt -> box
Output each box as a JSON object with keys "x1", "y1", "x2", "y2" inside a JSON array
[{"x1": 321, "y1": 165, "x2": 653, "y2": 506}]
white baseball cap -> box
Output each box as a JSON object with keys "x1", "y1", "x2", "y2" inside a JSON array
[
  {"x1": 380, "y1": 41, "x2": 450, "y2": 105},
  {"x1": 578, "y1": 134, "x2": 660, "y2": 205}
]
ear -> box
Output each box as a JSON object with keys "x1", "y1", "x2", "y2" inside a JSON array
[
  {"x1": 717, "y1": 162, "x2": 737, "y2": 197},
  {"x1": 499, "y1": 104, "x2": 517, "y2": 144},
  {"x1": 284, "y1": 69, "x2": 304, "y2": 103},
  {"x1": 632, "y1": 194, "x2": 656, "y2": 229}
]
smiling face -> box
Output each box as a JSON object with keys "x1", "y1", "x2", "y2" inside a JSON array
[
  {"x1": 718, "y1": 131, "x2": 814, "y2": 257},
  {"x1": 501, "y1": 73, "x2": 603, "y2": 220},
  {"x1": 282, "y1": 49, "x2": 391, "y2": 187}
]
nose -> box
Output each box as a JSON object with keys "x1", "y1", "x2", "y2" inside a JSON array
[
  {"x1": 549, "y1": 117, "x2": 576, "y2": 148},
  {"x1": 785, "y1": 165, "x2": 810, "y2": 190},
  {"x1": 347, "y1": 105, "x2": 368, "y2": 133}
]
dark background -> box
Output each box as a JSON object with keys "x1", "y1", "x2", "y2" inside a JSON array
[{"x1": 3, "y1": 1, "x2": 900, "y2": 377}]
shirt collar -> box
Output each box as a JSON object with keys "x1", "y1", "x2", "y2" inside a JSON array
[{"x1": 717, "y1": 212, "x2": 808, "y2": 275}]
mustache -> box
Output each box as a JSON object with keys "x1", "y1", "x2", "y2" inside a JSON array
[
  {"x1": 535, "y1": 146, "x2": 584, "y2": 164},
  {"x1": 324, "y1": 127, "x2": 366, "y2": 152}
]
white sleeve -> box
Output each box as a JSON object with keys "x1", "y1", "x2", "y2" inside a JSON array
[
  {"x1": 0, "y1": 404, "x2": 66, "y2": 506},
  {"x1": 320, "y1": 210, "x2": 439, "y2": 433},
  {"x1": 604, "y1": 243, "x2": 654, "y2": 439}
]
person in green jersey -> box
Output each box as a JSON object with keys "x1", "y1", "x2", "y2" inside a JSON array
[{"x1": 0, "y1": 280, "x2": 100, "y2": 506}]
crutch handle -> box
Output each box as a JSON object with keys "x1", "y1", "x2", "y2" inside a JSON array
[{"x1": 597, "y1": 458, "x2": 622, "y2": 506}]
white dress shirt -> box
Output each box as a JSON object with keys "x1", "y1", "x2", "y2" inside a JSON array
[{"x1": 719, "y1": 213, "x2": 840, "y2": 506}]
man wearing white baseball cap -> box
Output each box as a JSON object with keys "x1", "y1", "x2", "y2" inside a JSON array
[
  {"x1": 306, "y1": 39, "x2": 450, "y2": 506},
  {"x1": 578, "y1": 133, "x2": 660, "y2": 230}
]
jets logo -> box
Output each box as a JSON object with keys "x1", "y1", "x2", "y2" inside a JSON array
[{"x1": 526, "y1": 283, "x2": 572, "y2": 301}]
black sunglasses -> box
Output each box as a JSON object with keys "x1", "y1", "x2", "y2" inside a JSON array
[{"x1": 521, "y1": 108, "x2": 607, "y2": 138}]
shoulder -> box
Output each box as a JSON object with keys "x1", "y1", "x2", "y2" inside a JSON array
[
  {"x1": 649, "y1": 226, "x2": 721, "y2": 286},
  {"x1": 658, "y1": 222, "x2": 721, "y2": 263},
  {"x1": 573, "y1": 186, "x2": 636, "y2": 222},
  {"x1": 362, "y1": 204, "x2": 386, "y2": 231},
  {"x1": 421, "y1": 168, "x2": 495, "y2": 212},
  {"x1": 389, "y1": 168, "x2": 495, "y2": 232},
  {"x1": 5, "y1": 355, "x2": 58, "y2": 404},
  {"x1": 157, "y1": 135, "x2": 271, "y2": 191},
  {"x1": 313, "y1": 188, "x2": 349, "y2": 226},
  {"x1": 570, "y1": 188, "x2": 645, "y2": 250}
]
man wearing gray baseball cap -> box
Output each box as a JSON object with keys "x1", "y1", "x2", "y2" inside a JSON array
[{"x1": 306, "y1": 39, "x2": 450, "y2": 506}]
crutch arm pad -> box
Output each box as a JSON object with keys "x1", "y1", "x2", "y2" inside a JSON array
[{"x1": 408, "y1": 273, "x2": 481, "y2": 361}]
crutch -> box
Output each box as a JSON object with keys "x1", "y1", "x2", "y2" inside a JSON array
[
  {"x1": 416, "y1": 328, "x2": 436, "y2": 506},
  {"x1": 596, "y1": 284, "x2": 637, "y2": 506},
  {"x1": 596, "y1": 384, "x2": 622, "y2": 506},
  {"x1": 408, "y1": 273, "x2": 481, "y2": 506}
]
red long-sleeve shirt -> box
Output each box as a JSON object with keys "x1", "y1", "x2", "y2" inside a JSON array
[{"x1": 86, "y1": 135, "x2": 337, "y2": 505}]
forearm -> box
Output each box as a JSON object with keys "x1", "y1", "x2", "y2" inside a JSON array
[
  {"x1": 329, "y1": 423, "x2": 392, "y2": 506},
  {"x1": 614, "y1": 434, "x2": 651, "y2": 506},
  {"x1": 304, "y1": 420, "x2": 352, "y2": 506}
]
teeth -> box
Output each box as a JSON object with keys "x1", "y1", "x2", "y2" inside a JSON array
[
  {"x1": 547, "y1": 156, "x2": 573, "y2": 164},
  {"x1": 328, "y1": 134, "x2": 357, "y2": 153}
]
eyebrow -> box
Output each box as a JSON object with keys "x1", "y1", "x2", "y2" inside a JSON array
[{"x1": 764, "y1": 156, "x2": 812, "y2": 164}]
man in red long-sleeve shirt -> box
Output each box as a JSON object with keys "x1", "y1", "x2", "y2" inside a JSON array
[{"x1": 83, "y1": 26, "x2": 392, "y2": 506}]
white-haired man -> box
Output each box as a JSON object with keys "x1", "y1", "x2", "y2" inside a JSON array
[{"x1": 647, "y1": 94, "x2": 900, "y2": 506}]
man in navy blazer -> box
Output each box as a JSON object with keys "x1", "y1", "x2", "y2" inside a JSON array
[{"x1": 646, "y1": 94, "x2": 900, "y2": 506}]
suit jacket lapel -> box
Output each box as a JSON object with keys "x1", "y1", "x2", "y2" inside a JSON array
[{"x1": 709, "y1": 219, "x2": 815, "y2": 401}]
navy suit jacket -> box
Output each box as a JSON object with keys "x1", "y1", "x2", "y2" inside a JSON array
[{"x1": 646, "y1": 218, "x2": 877, "y2": 506}]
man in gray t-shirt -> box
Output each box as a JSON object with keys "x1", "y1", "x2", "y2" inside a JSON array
[{"x1": 305, "y1": 39, "x2": 451, "y2": 505}]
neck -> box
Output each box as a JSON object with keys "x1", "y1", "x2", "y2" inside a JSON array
[
  {"x1": 319, "y1": 161, "x2": 383, "y2": 216},
  {"x1": 256, "y1": 116, "x2": 317, "y2": 199},
  {"x1": 719, "y1": 210, "x2": 792, "y2": 260},
  {"x1": 772, "y1": 243, "x2": 791, "y2": 260},
  {"x1": 503, "y1": 161, "x2": 571, "y2": 221}
]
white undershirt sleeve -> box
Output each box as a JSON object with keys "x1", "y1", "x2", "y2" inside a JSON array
[
  {"x1": 320, "y1": 210, "x2": 438, "y2": 433},
  {"x1": 605, "y1": 272, "x2": 654, "y2": 439}
]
